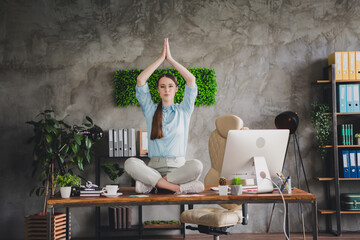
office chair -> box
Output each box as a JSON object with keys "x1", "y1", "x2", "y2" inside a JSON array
[{"x1": 180, "y1": 115, "x2": 249, "y2": 240}]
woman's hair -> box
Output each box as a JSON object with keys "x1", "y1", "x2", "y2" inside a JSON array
[{"x1": 150, "y1": 74, "x2": 178, "y2": 140}]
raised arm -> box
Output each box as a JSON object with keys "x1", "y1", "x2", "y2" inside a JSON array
[
  {"x1": 165, "y1": 39, "x2": 196, "y2": 87},
  {"x1": 137, "y1": 39, "x2": 166, "y2": 87}
]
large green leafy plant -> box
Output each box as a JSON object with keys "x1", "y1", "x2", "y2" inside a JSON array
[
  {"x1": 114, "y1": 68, "x2": 217, "y2": 107},
  {"x1": 311, "y1": 103, "x2": 333, "y2": 160},
  {"x1": 26, "y1": 110, "x2": 103, "y2": 200}
]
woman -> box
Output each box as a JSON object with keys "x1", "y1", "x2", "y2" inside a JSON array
[{"x1": 124, "y1": 38, "x2": 204, "y2": 194}]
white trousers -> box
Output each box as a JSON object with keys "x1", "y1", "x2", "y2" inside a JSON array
[{"x1": 124, "y1": 157, "x2": 203, "y2": 187}]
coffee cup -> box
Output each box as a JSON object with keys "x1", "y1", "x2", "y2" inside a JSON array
[{"x1": 102, "y1": 185, "x2": 118, "y2": 195}]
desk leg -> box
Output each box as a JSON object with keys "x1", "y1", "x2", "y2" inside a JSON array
[
  {"x1": 313, "y1": 200, "x2": 318, "y2": 240},
  {"x1": 180, "y1": 204, "x2": 185, "y2": 239},
  {"x1": 285, "y1": 203, "x2": 290, "y2": 238},
  {"x1": 66, "y1": 207, "x2": 70, "y2": 240},
  {"x1": 95, "y1": 207, "x2": 100, "y2": 240}
]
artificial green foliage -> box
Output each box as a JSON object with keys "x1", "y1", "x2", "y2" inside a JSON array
[
  {"x1": 311, "y1": 103, "x2": 333, "y2": 160},
  {"x1": 102, "y1": 163, "x2": 124, "y2": 184},
  {"x1": 114, "y1": 68, "x2": 217, "y2": 107},
  {"x1": 54, "y1": 173, "x2": 81, "y2": 187},
  {"x1": 231, "y1": 177, "x2": 242, "y2": 185}
]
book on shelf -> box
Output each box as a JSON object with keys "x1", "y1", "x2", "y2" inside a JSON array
[{"x1": 108, "y1": 207, "x2": 117, "y2": 229}]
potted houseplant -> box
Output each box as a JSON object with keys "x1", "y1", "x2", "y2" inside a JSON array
[
  {"x1": 26, "y1": 110, "x2": 103, "y2": 212},
  {"x1": 102, "y1": 163, "x2": 124, "y2": 185},
  {"x1": 230, "y1": 176, "x2": 242, "y2": 195},
  {"x1": 54, "y1": 173, "x2": 81, "y2": 198},
  {"x1": 355, "y1": 133, "x2": 360, "y2": 145},
  {"x1": 218, "y1": 177, "x2": 228, "y2": 196}
]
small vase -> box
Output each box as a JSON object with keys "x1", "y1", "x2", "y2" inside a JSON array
[
  {"x1": 231, "y1": 185, "x2": 242, "y2": 195},
  {"x1": 218, "y1": 185, "x2": 229, "y2": 196},
  {"x1": 60, "y1": 187, "x2": 72, "y2": 198}
]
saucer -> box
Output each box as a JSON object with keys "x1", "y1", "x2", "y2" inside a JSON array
[{"x1": 103, "y1": 192, "x2": 123, "y2": 198}]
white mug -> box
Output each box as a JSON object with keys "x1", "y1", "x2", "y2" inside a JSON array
[{"x1": 102, "y1": 185, "x2": 118, "y2": 195}]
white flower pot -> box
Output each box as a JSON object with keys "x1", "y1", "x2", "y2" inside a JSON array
[
  {"x1": 357, "y1": 138, "x2": 360, "y2": 145},
  {"x1": 231, "y1": 185, "x2": 242, "y2": 195},
  {"x1": 218, "y1": 185, "x2": 229, "y2": 196},
  {"x1": 60, "y1": 187, "x2": 72, "y2": 198}
]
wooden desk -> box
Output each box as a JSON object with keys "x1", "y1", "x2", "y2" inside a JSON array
[{"x1": 47, "y1": 187, "x2": 317, "y2": 239}]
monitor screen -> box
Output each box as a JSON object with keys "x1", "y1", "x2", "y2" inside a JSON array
[{"x1": 220, "y1": 129, "x2": 289, "y2": 182}]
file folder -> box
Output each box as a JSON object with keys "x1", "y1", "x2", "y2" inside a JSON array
[
  {"x1": 353, "y1": 84, "x2": 360, "y2": 112},
  {"x1": 123, "y1": 128, "x2": 129, "y2": 157},
  {"x1": 349, "y1": 150, "x2": 357, "y2": 178},
  {"x1": 128, "y1": 128, "x2": 136, "y2": 157},
  {"x1": 341, "y1": 124, "x2": 345, "y2": 145},
  {"x1": 356, "y1": 150, "x2": 360, "y2": 178},
  {"x1": 109, "y1": 129, "x2": 114, "y2": 157},
  {"x1": 356, "y1": 51, "x2": 360, "y2": 80},
  {"x1": 328, "y1": 52, "x2": 342, "y2": 80},
  {"x1": 349, "y1": 52, "x2": 356, "y2": 80},
  {"x1": 346, "y1": 85, "x2": 354, "y2": 112},
  {"x1": 114, "y1": 129, "x2": 119, "y2": 157},
  {"x1": 118, "y1": 129, "x2": 124, "y2": 157},
  {"x1": 137, "y1": 130, "x2": 148, "y2": 156},
  {"x1": 342, "y1": 52, "x2": 349, "y2": 81},
  {"x1": 342, "y1": 150, "x2": 351, "y2": 178},
  {"x1": 338, "y1": 84, "x2": 347, "y2": 113}
]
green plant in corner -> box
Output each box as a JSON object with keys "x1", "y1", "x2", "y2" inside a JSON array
[
  {"x1": 311, "y1": 103, "x2": 332, "y2": 160},
  {"x1": 102, "y1": 163, "x2": 124, "y2": 184},
  {"x1": 26, "y1": 110, "x2": 103, "y2": 213}
]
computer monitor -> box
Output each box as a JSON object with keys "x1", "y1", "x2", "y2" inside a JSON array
[{"x1": 220, "y1": 129, "x2": 289, "y2": 192}]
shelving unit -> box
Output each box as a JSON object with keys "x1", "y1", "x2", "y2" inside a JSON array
[
  {"x1": 315, "y1": 64, "x2": 360, "y2": 236},
  {"x1": 94, "y1": 156, "x2": 185, "y2": 239}
]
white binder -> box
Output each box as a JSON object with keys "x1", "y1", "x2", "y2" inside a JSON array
[
  {"x1": 128, "y1": 128, "x2": 136, "y2": 157},
  {"x1": 114, "y1": 129, "x2": 119, "y2": 157},
  {"x1": 123, "y1": 128, "x2": 129, "y2": 157},
  {"x1": 118, "y1": 129, "x2": 124, "y2": 157},
  {"x1": 108, "y1": 129, "x2": 114, "y2": 157}
]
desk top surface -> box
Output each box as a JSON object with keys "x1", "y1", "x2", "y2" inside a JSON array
[{"x1": 47, "y1": 187, "x2": 316, "y2": 208}]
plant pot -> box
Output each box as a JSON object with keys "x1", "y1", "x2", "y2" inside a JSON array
[
  {"x1": 218, "y1": 185, "x2": 228, "y2": 196},
  {"x1": 60, "y1": 187, "x2": 72, "y2": 198},
  {"x1": 231, "y1": 185, "x2": 242, "y2": 195},
  {"x1": 357, "y1": 138, "x2": 360, "y2": 145}
]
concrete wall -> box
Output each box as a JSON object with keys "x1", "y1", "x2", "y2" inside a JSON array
[{"x1": 1, "y1": 0, "x2": 360, "y2": 238}]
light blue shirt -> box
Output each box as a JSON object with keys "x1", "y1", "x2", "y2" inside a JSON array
[{"x1": 136, "y1": 83, "x2": 197, "y2": 158}]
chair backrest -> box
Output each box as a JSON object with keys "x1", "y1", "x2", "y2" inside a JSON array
[{"x1": 204, "y1": 115, "x2": 248, "y2": 210}]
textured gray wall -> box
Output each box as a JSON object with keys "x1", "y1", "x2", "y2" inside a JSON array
[{"x1": 1, "y1": 0, "x2": 360, "y2": 239}]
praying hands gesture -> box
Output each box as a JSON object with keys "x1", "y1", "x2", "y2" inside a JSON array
[{"x1": 137, "y1": 38, "x2": 196, "y2": 87}]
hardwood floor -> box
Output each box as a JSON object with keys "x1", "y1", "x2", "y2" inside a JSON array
[{"x1": 73, "y1": 232, "x2": 360, "y2": 240}]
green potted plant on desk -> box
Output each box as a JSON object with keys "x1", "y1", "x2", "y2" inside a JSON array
[
  {"x1": 102, "y1": 163, "x2": 124, "y2": 185},
  {"x1": 231, "y1": 177, "x2": 242, "y2": 195},
  {"x1": 54, "y1": 173, "x2": 81, "y2": 198}
]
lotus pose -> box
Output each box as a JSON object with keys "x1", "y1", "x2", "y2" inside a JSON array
[{"x1": 124, "y1": 38, "x2": 204, "y2": 194}]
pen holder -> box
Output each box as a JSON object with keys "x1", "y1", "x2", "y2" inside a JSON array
[{"x1": 283, "y1": 177, "x2": 292, "y2": 194}]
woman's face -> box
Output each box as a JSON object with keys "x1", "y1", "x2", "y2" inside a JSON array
[{"x1": 157, "y1": 77, "x2": 178, "y2": 102}]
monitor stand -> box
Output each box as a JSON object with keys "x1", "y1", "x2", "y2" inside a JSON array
[{"x1": 253, "y1": 156, "x2": 274, "y2": 193}]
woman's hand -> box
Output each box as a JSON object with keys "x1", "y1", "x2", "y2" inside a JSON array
[
  {"x1": 160, "y1": 38, "x2": 166, "y2": 61},
  {"x1": 165, "y1": 38, "x2": 174, "y2": 62}
]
